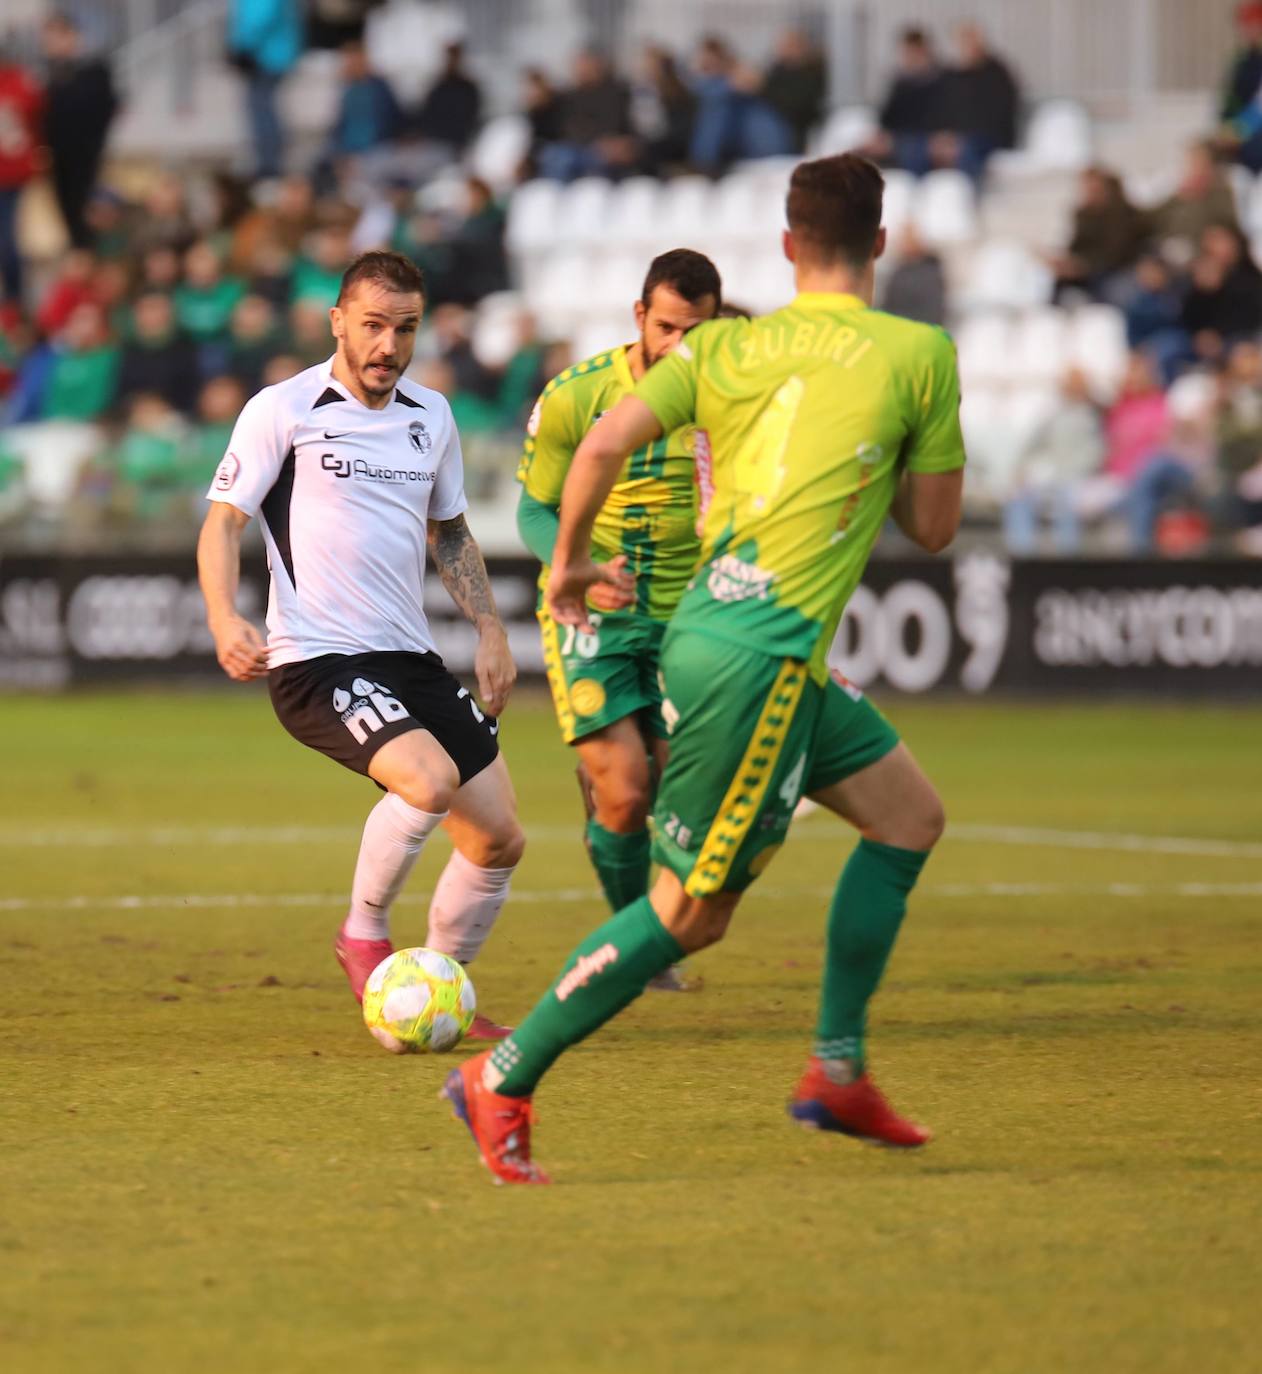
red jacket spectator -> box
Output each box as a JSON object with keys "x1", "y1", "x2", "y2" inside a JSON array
[
  {"x1": 0, "y1": 62, "x2": 45, "y2": 188},
  {"x1": 0, "y1": 60, "x2": 45, "y2": 304}
]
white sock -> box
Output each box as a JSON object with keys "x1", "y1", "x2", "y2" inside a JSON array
[
  {"x1": 425, "y1": 849, "x2": 515, "y2": 964},
  {"x1": 344, "y1": 794, "x2": 446, "y2": 941}
]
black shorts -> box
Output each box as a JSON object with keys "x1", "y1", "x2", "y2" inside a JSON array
[{"x1": 269, "y1": 650, "x2": 499, "y2": 785}]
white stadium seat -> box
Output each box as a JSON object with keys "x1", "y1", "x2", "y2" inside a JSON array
[
  {"x1": 809, "y1": 105, "x2": 878, "y2": 157},
  {"x1": 605, "y1": 177, "x2": 664, "y2": 249},
  {"x1": 1011, "y1": 308, "x2": 1071, "y2": 385},
  {"x1": 555, "y1": 177, "x2": 613, "y2": 246},
  {"x1": 955, "y1": 314, "x2": 1015, "y2": 388},
  {"x1": 1022, "y1": 99, "x2": 1094, "y2": 171},
  {"x1": 880, "y1": 169, "x2": 915, "y2": 240},
  {"x1": 660, "y1": 176, "x2": 715, "y2": 245},
  {"x1": 955, "y1": 238, "x2": 1053, "y2": 313},
  {"x1": 915, "y1": 169, "x2": 978, "y2": 246},
  {"x1": 468, "y1": 115, "x2": 532, "y2": 193},
  {"x1": 1068, "y1": 304, "x2": 1128, "y2": 395},
  {"x1": 506, "y1": 180, "x2": 562, "y2": 257}
]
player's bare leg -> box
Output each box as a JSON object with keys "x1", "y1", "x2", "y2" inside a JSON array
[
  {"x1": 431, "y1": 754, "x2": 526, "y2": 1040},
  {"x1": 335, "y1": 727, "x2": 456, "y2": 1001},
  {"x1": 787, "y1": 743, "x2": 944, "y2": 1146},
  {"x1": 576, "y1": 723, "x2": 697, "y2": 991}
]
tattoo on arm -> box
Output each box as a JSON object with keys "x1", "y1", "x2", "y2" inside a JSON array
[{"x1": 427, "y1": 514, "x2": 499, "y2": 628}]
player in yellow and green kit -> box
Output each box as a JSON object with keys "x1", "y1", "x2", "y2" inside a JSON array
[
  {"x1": 444, "y1": 155, "x2": 966, "y2": 1183},
  {"x1": 516, "y1": 250, "x2": 721, "y2": 989}
]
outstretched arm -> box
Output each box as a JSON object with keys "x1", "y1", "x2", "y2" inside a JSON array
[
  {"x1": 548, "y1": 395, "x2": 662, "y2": 629},
  {"x1": 427, "y1": 513, "x2": 515, "y2": 715}
]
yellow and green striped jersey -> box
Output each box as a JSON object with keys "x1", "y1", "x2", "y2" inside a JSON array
[
  {"x1": 517, "y1": 344, "x2": 701, "y2": 621},
  {"x1": 635, "y1": 292, "x2": 966, "y2": 682}
]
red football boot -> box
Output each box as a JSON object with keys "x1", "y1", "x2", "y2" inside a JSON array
[
  {"x1": 465, "y1": 1013, "x2": 514, "y2": 1042},
  {"x1": 440, "y1": 1051, "x2": 551, "y2": 1185},
  {"x1": 788, "y1": 1057, "x2": 932, "y2": 1147},
  {"x1": 333, "y1": 929, "x2": 393, "y2": 1004}
]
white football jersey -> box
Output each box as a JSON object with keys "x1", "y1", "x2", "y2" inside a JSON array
[{"x1": 207, "y1": 358, "x2": 469, "y2": 667}]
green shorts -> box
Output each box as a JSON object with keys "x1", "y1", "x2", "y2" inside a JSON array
[
  {"x1": 652, "y1": 632, "x2": 900, "y2": 896},
  {"x1": 538, "y1": 605, "x2": 669, "y2": 744}
]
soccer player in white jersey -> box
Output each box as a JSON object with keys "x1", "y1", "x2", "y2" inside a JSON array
[{"x1": 197, "y1": 250, "x2": 522, "y2": 1040}]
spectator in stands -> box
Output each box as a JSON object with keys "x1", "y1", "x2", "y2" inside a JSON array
[
  {"x1": 761, "y1": 28, "x2": 828, "y2": 155},
  {"x1": 130, "y1": 175, "x2": 196, "y2": 256},
  {"x1": 414, "y1": 41, "x2": 483, "y2": 155},
  {"x1": 138, "y1": 245, "x2": 183, "y2": 297},
  {"x1": 1067, "y1": 351, "x2": 1171, "y2": 542},
  {"x1": 1146, "y1": 141, "x2": 1240, "y2": 261},
  {"x1": 227, "y1": 0, "x2": 304, "y2": 179},
  {"x1": 879, "y1": 225, "x2": 946, "y2": 325},
  {"x1": 1218, "y1": 2, "x2": 1262, "y2": 172},
  {"x1": 226, "y1": 294, "x2": 284, "y2": 393},
  {"x1": 539, "y1": 49, "x2": 638, "y2": 181},
  {"x1": 42, "y1": 13, "x2": 118, "y2": 249},
  {"x1": 1213, "y1": 338, "x2": 1262, "y2": 547},
  {"x1": 261, "y1": 351, "x2": 304, "y2": 386},
  {"x1": 173, "y1": 241, "x2": 247, "y2": 350},
  {"x1": 935, "y1": 23, "x2": 1019, "y2": 181},
  {"x1": 0, "y1": 49, "x2": 45, "y2": 306},
  {"x1": 688, "y1": 35, "x2": 793, "y2": 175},
  {"x1": 1124, "y1": 370, "x2": 1217, "y2": 552},
  {"x1": 445, "y1": 177, "x2": 509, "y2": 305},
  {"x1": 185, "y1": 374, "x2": 248, "y2": 481},
  {"x1": 306, "y1": 0, "x2": 383, "y2": 50},
  {"x1": 521, "y1": 67, "x2": 564, "y2": 172},
  {"x1": 288, "y1": 298, "x2": 333, "y2": 366},
  {"x1": 105, "y1": 392, "x2": 192, "y2": 524},
  {"x1": 116, "y1": 292, "x2": 200, "y2": 415},
  {"x1": 1169, "y1": 223, "x2": 1262, "y2": 373},
  {"x1": 868, "y1": 28, "x2": 947, "y2": 177},
  {"x1": 290, "y1": 224, "x2": 352, "y2": 308},
  {"x1": 1002, "y1": 368, "x2": 1105, "y2": 555},
  {"x1": 1122, "y1": 254, "x2": 1183, "y2": 348},
  {"x1": 322, "y1": 39, "x2": 402, "y2": 186},
  {"x1": 631, "y1": 45, "x2": 695, "y2": 174},
  {"x1": 10, "y1": 301, "x2": 118, "y2": 423},
  {"x1": 1049, "y1": 167, "x2": 1146, "y2": 303},
  {"x1": 83, "y1": 188, "x2": 132, "y2": 263},
  {"x1": 35, "y1": 248, "x2": 97, "y2": 337},
  {"x1": 425, "y1": 302, "x2": 495, "y2": 399},
  {"x1": 231, "y1": 174, "x2": 315, "y2": 268}
]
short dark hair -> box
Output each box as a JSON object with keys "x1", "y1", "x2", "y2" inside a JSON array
[
  {"x1": 641, "y1": 249, "x2": 722, "y2": 309},
  {"x1": 337, "y1": 250, "x2": 426, "y2": 307},
  {"x1": 786, "y1": 154, "x2": 885, "y2": 270}
]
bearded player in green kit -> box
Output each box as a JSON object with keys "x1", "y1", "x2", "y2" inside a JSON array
[
  {"x1": 443, "y1": 154, "x2": 966, "y2": 1183},
  {"x1": 516, "y1": 250, "x2": 721, "y2": 992}
]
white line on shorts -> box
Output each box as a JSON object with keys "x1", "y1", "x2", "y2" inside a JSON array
[{"x1": 3, "y1": 880, "x2": 1262, "y2": 915}]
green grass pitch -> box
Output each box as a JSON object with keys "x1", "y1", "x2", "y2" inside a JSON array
[{"x1": 2, "y1": 689, "x2": 1260, "y2": 1373}]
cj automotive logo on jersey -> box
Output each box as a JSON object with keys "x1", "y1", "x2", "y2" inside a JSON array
[{"x1": 321, "y1": 452, "x2": 437, "y2": 485}]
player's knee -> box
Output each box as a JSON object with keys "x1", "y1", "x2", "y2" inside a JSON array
[
  {"x1": 594, "y1": 778, "x2": 653, "y2": 833},
  {"x1": 660, "y1": 897, "x2": 735, "y2": 954},
  {"x1": 906, "y1": 789, "x2": 946, "y2": 851},
  {"x1": 462, "y1": 819, "x2": 526, "y2": 869},
  {"x1": 392, "y1": 773, "x2": 456, "y2": 815}
]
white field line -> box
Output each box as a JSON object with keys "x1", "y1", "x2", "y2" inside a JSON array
[
  {"x1": 3, "y1": 881, "x2": 1262, "y2": 915},
  {"x1": 0, "y1": 819, "x2": 1259, "y2": 859}
]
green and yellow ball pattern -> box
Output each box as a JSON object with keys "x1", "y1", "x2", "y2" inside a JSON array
[{"x1": 362, "y1": 947, "x2": 477, "y2": 1053}]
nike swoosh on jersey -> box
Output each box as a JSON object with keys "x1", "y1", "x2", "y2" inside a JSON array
[{"x1": 324, "y1": 430, "x2": 353, "y2": 439}]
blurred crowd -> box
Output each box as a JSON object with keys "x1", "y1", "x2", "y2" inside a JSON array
[{"x1": 2, "y1": 4, "x2": 1262, "y2": 556}]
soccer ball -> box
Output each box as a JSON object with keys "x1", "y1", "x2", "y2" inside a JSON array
[{"x1": 362, "y1": 947, "x2": 476, "y2": 1053}]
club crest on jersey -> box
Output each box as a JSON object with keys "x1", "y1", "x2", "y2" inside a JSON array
[
  {"x1": 408, "y1": 419, "x2": 432, "y2": 455},
  {"x1": 214, "y1": 453, "x2": 239, "y2": 490}
]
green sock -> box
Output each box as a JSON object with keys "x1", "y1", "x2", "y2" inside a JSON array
[
  {"x1": 488, "y1": 896, "x2": 683, "y2": 1096},
  {"x1": 585, "y1": 819, "x2": 651, "y2": 913},
  {"x1": 814, "y1": 838, "x2": 930, "y2": 1069}
]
